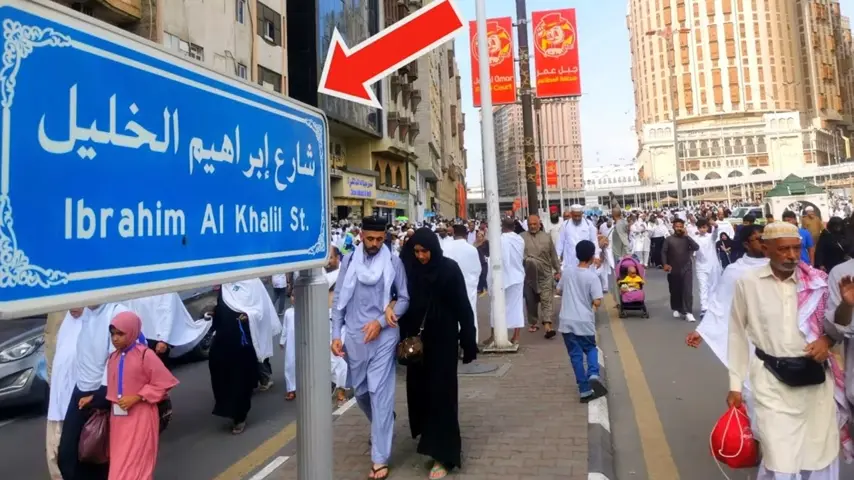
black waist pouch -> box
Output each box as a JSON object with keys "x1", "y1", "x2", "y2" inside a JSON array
[{"x1": 755, "y1": 347, "x2": 826, "y2": 387}]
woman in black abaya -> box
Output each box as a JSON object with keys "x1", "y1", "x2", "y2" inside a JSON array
[{"x1": 399, "y1": 228, "x2": 478, "y2": 479}]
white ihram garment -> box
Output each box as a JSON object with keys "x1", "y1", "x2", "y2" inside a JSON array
[
  {"x1": 221, "y1": 278, "x2": 278, "y2": 361},
  {"x1": 489, "y1": 232, "x2": 525, "y2": 329},
  {"x1": 123, "y1": 292, "x2": 213, "y2": 358},
  {"x1": 693, "y1": 233, "x2": 722, "y2": 313},
  {"x1": 279, "y1": 307, "x2": 296, "y2": 393},
  {"x1": 443, "y1": 238, "x2": 483, "y2": 341},
  {"x1": 696, "y1": 255, "x2": 768, "y2": 429}
]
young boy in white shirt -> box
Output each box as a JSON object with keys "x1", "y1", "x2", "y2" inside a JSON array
[{"x1": 557, "y1": 240, "x2": 607, "y2": 403}]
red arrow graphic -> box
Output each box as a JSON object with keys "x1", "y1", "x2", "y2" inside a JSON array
[{"x1": 317, "y1": 0, "x2": 465, "y2": 108}]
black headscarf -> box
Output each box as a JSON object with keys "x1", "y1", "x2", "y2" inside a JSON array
[{"x1": 400, "y1": 227, "x2": 445, "y2": 289}]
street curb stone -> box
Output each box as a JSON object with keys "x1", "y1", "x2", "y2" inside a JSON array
[{"x1": 587, "y1": 342, "x2": 616, "y2": 480}]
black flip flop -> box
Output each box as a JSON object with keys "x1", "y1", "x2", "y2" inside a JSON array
[
  {"x1": 544, "y1": 330, "x2": 557, "y2": 339},
  {"x1": 369, "y1": 465, "x2": 389, "y2": 480}
]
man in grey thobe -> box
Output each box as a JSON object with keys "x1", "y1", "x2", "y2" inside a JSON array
[
  {"x1": 611, "y1": 206, "x2": 630, "y2": 260},
  {"x1": 331, "y1": 216, "x2": 410, "y2": 479}
]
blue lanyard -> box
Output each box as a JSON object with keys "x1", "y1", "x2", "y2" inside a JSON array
[
  {"x1": 117, "y1": 338, "x2": 145, "y2": 399},
  {"x1": 237, "y1": 319, "x2": 249, "y2": 346}
]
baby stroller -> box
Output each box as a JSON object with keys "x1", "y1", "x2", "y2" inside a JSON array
[{"x1": 616, "y1": 256, "x2": 649, "y2": 318}]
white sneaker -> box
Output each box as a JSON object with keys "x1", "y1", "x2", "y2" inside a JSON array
[
  {"x1": 672, "y1": 311, "x2": 681, "y2": 318},
  {"x1": 685, "y1": 313, "x2": 697, "y2": 322}
]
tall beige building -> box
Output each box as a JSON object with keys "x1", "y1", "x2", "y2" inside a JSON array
[
  {"x1": 628, "y1": 0, "x2": 854, "y2": 185},
  {"x1": 495, "y1": 100, "x2": 584, "y2": 201},
  {"x1": 412, "y1": 42, "x2": 467, "y2": 220}
]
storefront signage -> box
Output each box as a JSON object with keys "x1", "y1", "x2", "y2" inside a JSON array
[{"x1": 333, "y1": 174, "x2": 376, "y2": 199}]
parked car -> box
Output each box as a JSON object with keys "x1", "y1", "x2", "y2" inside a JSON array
[
  {"x1": 727, "y1": 206, "x2": 766, "y2": 225},
  {"x1": 0, "y1": 317, "x2": 48, "y2": 410},
  {"x1": 0, "y1": 287, "x2": 218, "y2": 411}
]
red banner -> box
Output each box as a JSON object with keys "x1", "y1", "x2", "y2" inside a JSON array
[
  {"x1": 535, "y1": 167, "x2": 541, "y2": 187},
  {"x1": 546, "y1": 160, "x2": 558, "y2": 187},
  {"x1": 469, "y1": 17, "x2": 517, "y2": 107},
  {"x1": 531, "y1": 8, "x2": 581, "y2": 98}
]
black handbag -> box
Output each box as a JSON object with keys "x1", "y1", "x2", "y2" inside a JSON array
[
  {"x1": 755, "y1": 347, "x2": 826, "y2": 387},
  {"x1": 397, "y1": 306, "x2": 429, "y2": 366}
]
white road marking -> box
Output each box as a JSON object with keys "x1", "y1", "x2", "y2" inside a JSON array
[
  {"x1": 332, "y1": 398, "x2": 356, "y2": 416},
  {"x1": 588, "y1": 473, "x2": 611, "y2": 480},
  {"x1": 247, "y1": 456, "x2": 289, "y2": 480},
  {"x1": 0, "y1": 419, "x2": 15, "y2": 429}
]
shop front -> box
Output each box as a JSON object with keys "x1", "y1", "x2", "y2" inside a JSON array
[
  {"x1": 373, "y1": 189, "x2": 410, "y2": 222},
  {"x1": 331, "y1": 173, "x2": 376, "y2": 220}
]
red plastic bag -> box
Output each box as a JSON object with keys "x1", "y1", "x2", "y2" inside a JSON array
[
  {"x1": 709, "y1": 405, "x2": 760, "y2": 469},
  {"x1": 79, "y1": 409, "x2": 110, "y2": 464}
]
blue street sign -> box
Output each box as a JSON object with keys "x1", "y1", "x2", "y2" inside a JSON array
[{"x1": 0, "y1": 0, "x2": 329, "y2": 318}]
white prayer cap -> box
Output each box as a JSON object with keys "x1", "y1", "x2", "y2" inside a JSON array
[
  {"x1": 761, "y1": 221, "x2": 800, "y2": 240},
  {"x1": 805, "y1": 206, "x2": 814, "y2": 212},
  {"x1": 570, "y1": 204, "x2": 583, "y2": 212}
]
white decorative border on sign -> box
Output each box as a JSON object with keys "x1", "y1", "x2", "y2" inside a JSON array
[{"x1": 0, "y1": 19, "x2": 70, "y2": 288}]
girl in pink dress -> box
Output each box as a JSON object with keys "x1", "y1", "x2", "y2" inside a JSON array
[{"x1": 106, "y1": 312, "x2": 179, "y2": 480}]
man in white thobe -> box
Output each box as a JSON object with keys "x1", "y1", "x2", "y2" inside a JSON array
[
  {"x1": 486, "y1": 217, "x2": 526, "y2": 345},
  {"x1": 123, "y1": 292, "x2": 213, "y2": 361},
  {"x1": 692, "y1": 218, "x2": 723, "y2": 317},
  {"x1": 545, "y1": 212, "x2": 564, "y2": 255},
  {"x1": 331, "y1": 216, "x2": 410, "y2": 479},
  {"x1": 728, "y1": 222, "x2": 843, "y2": 479},
  {"x1": 444, "y1": 224, "x2": 483, "y2": 342},
  {"x1": 557, "y1": 205, "x2": 600, "y2": 270}
]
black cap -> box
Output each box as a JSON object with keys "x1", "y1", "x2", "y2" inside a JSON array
[{"x1": 361, "y1": 216, "x2": 388, "y2": 232}]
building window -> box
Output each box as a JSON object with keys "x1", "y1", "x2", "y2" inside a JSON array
[
  {"x1": 256, "y1": 1, "x2": 282, "y2": 46},
  {"x1": 236, "y1": 0, "x2": 245, "y2": 23},
  {"x1": 258, "y1": 65, "x2": 282, "y2": 93},
  {"x1": 237, "y1": 63, "x2": 247, "y2": 79},
  {"x1": 164, "y1": 32, "x2": 202, "y2": 63},
  {"x1": 189, "y1": 43, "x2": 204, "y2": 61}
]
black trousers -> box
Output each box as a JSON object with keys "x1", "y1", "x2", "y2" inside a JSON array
[
  {"x1": 650, "y1": 237, "x2": 665, "y2": 267},
  {"x1": 146, "y1": 339, "x2": 171, "y2": 366},
  {"x1": 58, "y1": 386, "x2": 110, "y2": 480},
  {"x1": 667, "y1": 270, "x2": 693, "y2": 314}
]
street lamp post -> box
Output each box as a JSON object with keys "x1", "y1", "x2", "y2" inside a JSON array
[{"x1": 646, "y1": 27, "x2": 687, "y2": 207}]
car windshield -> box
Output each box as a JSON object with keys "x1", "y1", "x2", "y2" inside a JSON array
[{"x1": 730, "y1": 207, "x2": 750, "y2": 218}]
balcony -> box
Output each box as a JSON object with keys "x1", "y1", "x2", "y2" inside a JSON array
[
  {"x1": 408, "y1": 0, "x2": 422, "y2": 7},
  {"x1": 407, "y1": 60, "x2": 419, "y2": 81},
  {"x1": 70, "y1": 0, "x2": 141, "y2": 24},
  {"x1": 387, "y1": 111, "x2": 400, "y2": 137},
  {"x1": 401, "y1": 82, "x2": 412, "y2": 105},
  {"x1": 418, "y1": 156, "x2": 441, "y2": 181},
  {"x1": 408, "y1": 120, "x2": 421, "y2": 145},
  {"x1": 410, "y1": 88, "x2": 422, "y2": 111}
]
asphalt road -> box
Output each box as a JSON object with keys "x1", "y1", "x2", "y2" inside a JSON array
[
  {"x1": 0, "y1": 331, "x2": 296, "y2": 480},
  {"x1": 599, "y1": 268, "x2": 854, "y2": 479}
]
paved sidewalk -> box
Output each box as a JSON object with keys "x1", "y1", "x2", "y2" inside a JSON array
[{"x1": 274, "y1": 297, "x2": 592, "y2": 480}]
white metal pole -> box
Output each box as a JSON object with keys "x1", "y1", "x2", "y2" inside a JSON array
[
  {"x1": 294, "y1": 268, "x2": 333, "y2": 480},
  {"x1": 476, "y1": 0, "x2": 510, "y2": 348}
]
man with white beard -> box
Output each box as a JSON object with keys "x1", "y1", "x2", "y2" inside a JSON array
[
  {"x1": 485, "y1": 217, "x2": 526, "y2": 345},
  {"x1": 557, "y1": 205, "x2": 600, "y2": 270},
  {"x1": 444, "y1": 224, "x2": 482, "y2": 341}
]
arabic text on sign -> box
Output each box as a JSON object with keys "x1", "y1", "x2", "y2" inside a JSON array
[{"x1": 37, "y1": 85, "x2": 320, "y2": 240}]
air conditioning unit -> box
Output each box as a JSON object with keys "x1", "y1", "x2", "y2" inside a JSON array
[{"x1": 262, "y1": 82, "x2": 275, "y2": 92}]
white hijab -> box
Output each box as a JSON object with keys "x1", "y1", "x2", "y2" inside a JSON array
[
  {"x1": 221, "y1": 278, "x2": 278, "y2": 361},
  {"x1": 47, "y1": 310, "x2": 86, "y2": 421},
  {"x1": 337, "y1": 243, "x2": 394, "y2": 311}
]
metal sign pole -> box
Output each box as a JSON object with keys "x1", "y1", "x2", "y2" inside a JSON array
[{"x1": 294, "y1": 268, "x2": 333, "y2": 480}]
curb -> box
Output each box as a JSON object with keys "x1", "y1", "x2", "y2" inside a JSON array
[
  {"x1": 587, "y1": 345, "x2": 615, "y2": 480},
  {"x1": 589, "y1": 278, "x2": 617, "y2": 480}
]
